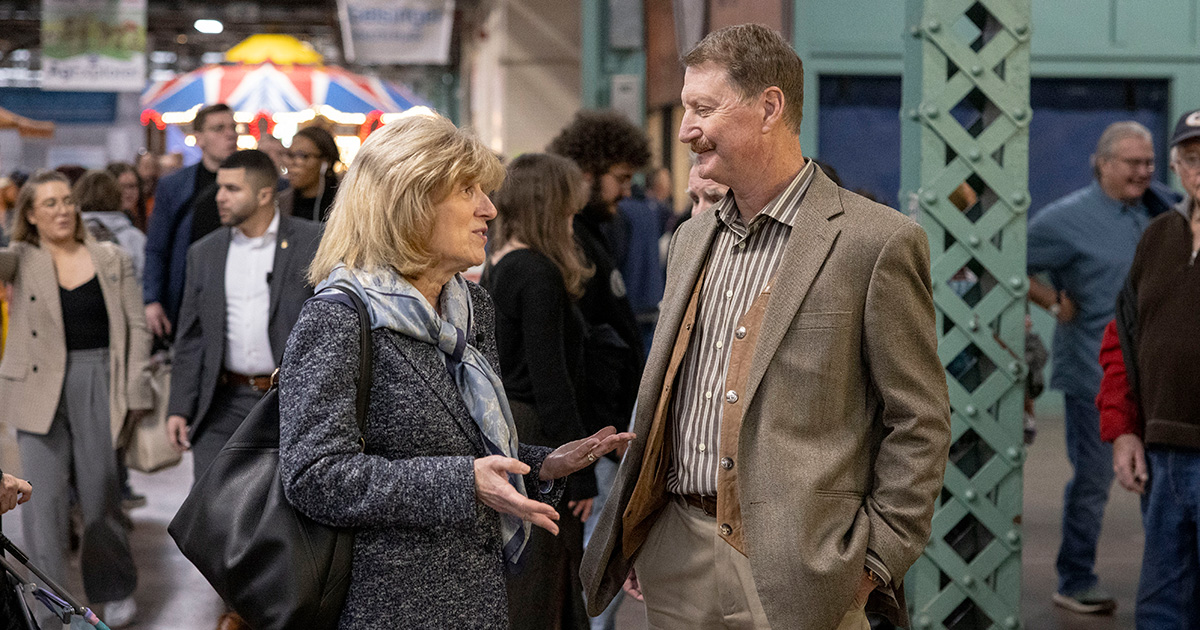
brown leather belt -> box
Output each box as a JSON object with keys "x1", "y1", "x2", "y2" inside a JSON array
[
  {"x1": 219, "y1": 370, "x2": 274, "y2": 393},
  {"x1": 680, "y1": 493, "x2": 717, "y2": 517}
]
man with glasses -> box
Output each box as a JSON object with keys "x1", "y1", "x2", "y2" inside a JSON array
[
  {"x1": 1102, "y1": 108, "x2": 1200, "y2": 628},
  {"x1": 143, "y1": 103, "x2": 239, "y2": 340},
  {"x1": 1027, "y1": 121, "x2": 1178, "y2": 614}
]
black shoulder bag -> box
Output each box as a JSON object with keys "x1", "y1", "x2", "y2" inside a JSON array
[{"x1": 168, "y1": 287, "x2": 372, "y2": 630}]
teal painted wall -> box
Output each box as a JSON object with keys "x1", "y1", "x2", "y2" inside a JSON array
[
  {"x1": 792, "y1": 0, "x2": 1200, "y2": 415},
  {"x1": 794, "y1": 0, "x2": 1200, "y2": 166}
]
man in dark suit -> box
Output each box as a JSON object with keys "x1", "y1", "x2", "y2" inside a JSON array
[
  {"x1": 143, "y1": 103, "x2": 238, "y2": 339},
  {"x1": 165, "y1": 149, "x2": 322, "y2": 481}
]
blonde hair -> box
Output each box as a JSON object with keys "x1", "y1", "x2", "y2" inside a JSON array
[
  {"x1": 491, "y1": 153, "x2": 594, "y2": 298},
  {"x1": 11, "y1": 171, "x2": 87, "y2": 245},
  {"x1": 309, "y1": 113, "x2": 505, "y2": 284}
]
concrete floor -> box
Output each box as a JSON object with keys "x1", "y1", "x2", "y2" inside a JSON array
[{"x1": 1, "y1": 411, "x2": 1143, "y2": 630}]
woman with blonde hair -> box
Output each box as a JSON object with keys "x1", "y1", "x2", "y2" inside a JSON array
[
  {"x1": 484, "y1": 153, "x2": 597, "y2": 629},
  {"x1": 0, "y1": 170, "x2": 152, "y2": 627},
  {"x1": 278, "y1": 113, "x2": 633, "y2": 628}
]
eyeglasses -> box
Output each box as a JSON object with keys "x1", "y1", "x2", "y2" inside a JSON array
[
  {"x1": 1174, "y1": 153, "x2": 1200, "y2": 170},
  {"x1": 286, "y1": 151, "x2": 320, "y2": 162},
  {"x1": 1112, "y1": 157, "x2": 1155, "y2": 171}
]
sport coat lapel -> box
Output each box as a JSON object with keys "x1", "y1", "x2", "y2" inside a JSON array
[
  {"x1": 205, "y1": 229, "x2": 232, "y2": 358},
  {"x1": 653, "y1": 210, "x2": 720, "y2": 365},
  {"x1": 268, "y1": 215, "x2": 294, "y2": 322},
  {"x1": 741, "y1": 168, "x2": 843, "y2": 407},
  {"x1": 28, "y1": 246, "x2": 64, "y2": 339},
  {"x1": 86, "y1": 242, "x2": 122, "y2": 332}
]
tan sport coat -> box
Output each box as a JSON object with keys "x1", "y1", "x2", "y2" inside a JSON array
[
  {"x1": 580, "y1": 168, "x2": 951, "y2": 630},
  {"x1": 0, "y1": 240, "x2": 154, "y2": 446}
]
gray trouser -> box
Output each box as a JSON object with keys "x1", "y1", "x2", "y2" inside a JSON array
[
  {"x1": 190, "y1": 384, "x2": 265, "y2": 483},
  {"x1": 17, "y1": 348, "x2": 137, "y2": 605}
]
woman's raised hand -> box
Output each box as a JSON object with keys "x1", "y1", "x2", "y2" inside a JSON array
[
  {"x1": 473, "y1": 455, "x2": 561, "y2": 534},
  {"x1": 539, "y1": 426, "x2": 636, "y2": 482}
]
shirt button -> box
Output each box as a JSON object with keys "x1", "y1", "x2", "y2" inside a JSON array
[
  {"x1": 735, "y1": 326, "x2": 747, "y2": 339},
  {"x1": 737, "y1": 242, "x2": 746, "y2": 250},
  {"x1": 705, "y1": 391, "x2": 712, "y2": 400},
  {"x1": 31, "y1": 330, "x2": 37, "y2": 338},
  {"x1": 715, "y1": 340, "x2": 723, "y2": 349},
  {"x1": 725, "y1": 390, "x2": 739, "y2": 404},
  {"x1": 698, "y1": 443, "x2": 706, "y2": 452},
  {"x1": 720, "y1": 523, "x2": 732, "y2": 536},
  {"x1": 720, "y1": 457, "x2": 734, "y2": 470},
  {"x1": 725, "y1": 290, "x2": 734, "y2": 298},
  {"x1": 32, "y1": 365, "x2": 37, "y2": 373},
  {"x1": 29, "y1": 295, "x2": 35, "y2": 302}
]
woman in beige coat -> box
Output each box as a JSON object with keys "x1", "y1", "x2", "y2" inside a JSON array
[{"x1": 0, "y1": 170, "x2": 152, "y2": 627}]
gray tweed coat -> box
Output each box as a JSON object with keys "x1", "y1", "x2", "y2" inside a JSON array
[{"x1": 278, "y1": 282, "x2": 561, "y2": 629}]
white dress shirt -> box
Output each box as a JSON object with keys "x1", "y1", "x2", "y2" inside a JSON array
[{"x1": 224, "y1": 210, "x2": 279, "y2": 375}]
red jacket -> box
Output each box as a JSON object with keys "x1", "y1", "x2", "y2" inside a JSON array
[{"x1": 1096, "y1": 319, "x2": 1141, "y2": 442}]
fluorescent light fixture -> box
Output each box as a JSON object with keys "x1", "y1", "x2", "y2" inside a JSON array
[{"x1": 194, "y1": 19, "x2": 224, "y2": 34}]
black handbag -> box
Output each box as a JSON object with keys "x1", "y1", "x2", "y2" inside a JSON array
[{"x1": 168, "y1": 287, "x2": 372, "y2": 630}]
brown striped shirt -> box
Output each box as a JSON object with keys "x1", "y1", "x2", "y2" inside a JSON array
[{"x1": 667, "y1": 161, "x2": 816, "y2": 496}]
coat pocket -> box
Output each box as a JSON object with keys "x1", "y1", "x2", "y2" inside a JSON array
[
  {"x1": 0, "y1": 359, "x2": 28, "y2": 380},
  {"x1": 814, "y1": 489, "x2": 865, "y2": 502}
]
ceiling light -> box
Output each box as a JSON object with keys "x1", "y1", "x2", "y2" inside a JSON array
[{"x1": 194, "y1": 19, "x2": 224, "y2": 34}]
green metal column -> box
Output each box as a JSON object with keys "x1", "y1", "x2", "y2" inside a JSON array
[
  {"x1": 580, "y1": 0, "x2": 646, "y2": 126},
  {"x1": 900, "y1": 1, "x2": 1031, "y2": 628}
]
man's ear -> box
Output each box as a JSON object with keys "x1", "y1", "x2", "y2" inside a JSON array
[
  {"x1": 761, "y1": 86, "x2": 786, "y2": 133},
  {"x1": 257, "y1": 185, "x2": 274, "y2": 209}
]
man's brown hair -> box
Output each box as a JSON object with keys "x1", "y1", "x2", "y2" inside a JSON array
[
  {"x1": 684, "y1": 24, "x2": 805, "y2": 134},
  {"x1": 194, "y1": 103, "x2": 233, "y2": 132}
]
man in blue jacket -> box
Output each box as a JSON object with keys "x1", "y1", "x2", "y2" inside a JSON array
[{"x1": 143, "y1": 103, "x2": 238, "y2": 338}]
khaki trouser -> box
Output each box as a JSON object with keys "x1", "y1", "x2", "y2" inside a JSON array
[{"x1": 634, "y1": 495, "x2": 868, "y2": 630}]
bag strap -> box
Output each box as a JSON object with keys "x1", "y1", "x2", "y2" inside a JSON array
[{"x1": 324, "y1": 286, "x2": 374, "y2": 436}]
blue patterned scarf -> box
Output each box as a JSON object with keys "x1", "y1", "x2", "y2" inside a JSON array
[{"x1": 316, "y1": 265, "x2": 530, "y2": 565}]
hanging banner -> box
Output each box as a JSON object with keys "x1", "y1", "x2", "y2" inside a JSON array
[
  {"x1": 337, "y1": 0, "x2": 456, "y2": 65},
  {"x1": 41, "y1": 0, "x2": 147, "y2": 92}
]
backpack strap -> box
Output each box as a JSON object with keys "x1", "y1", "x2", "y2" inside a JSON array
[{"x1": 317, "y1": 286, "x2": 374, "y2": 438}]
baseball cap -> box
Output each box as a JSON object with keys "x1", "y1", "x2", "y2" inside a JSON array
[{"x1": 1170, "y1": 109, "x2": 1200, "y2": 147}]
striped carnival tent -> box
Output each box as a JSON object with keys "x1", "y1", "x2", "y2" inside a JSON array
[{"x1": 140, "y1": 35, "x2": 430, "y2": 126}]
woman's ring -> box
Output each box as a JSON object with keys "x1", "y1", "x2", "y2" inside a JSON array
[{"x1": 586, "y1": 452, "x2": 596, "y2": 463}]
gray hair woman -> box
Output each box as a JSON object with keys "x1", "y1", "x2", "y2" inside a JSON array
[{"x1": 278, "y1": 112, "x2": 633, "y2": 628}]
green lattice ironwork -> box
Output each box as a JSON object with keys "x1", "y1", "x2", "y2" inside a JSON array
[{"x1": 900, "y1": 1, "x2": 1031, "y2": 628}]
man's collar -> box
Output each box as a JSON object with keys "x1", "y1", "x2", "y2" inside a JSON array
[
  {"x1": 1093, "y1": 180, "x2": 1147, "y2": 211},
  {"x1": 715, "y1": 159, "x2": 815, "y2": 229},
  {"x1": 232, "y1": 207, "x2": 280, "y2": 242}
]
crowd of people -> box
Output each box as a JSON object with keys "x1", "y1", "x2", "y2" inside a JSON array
[{"x1": 0, "y1": 20, "x2": 1194, "y2": 630}]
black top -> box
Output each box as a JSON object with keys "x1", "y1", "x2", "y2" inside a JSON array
[
  {"x1": 60, "y1": 276, "x2": 109, "y2": 350},
  {"x1": 189, "y1": 164, "x2": 221, "y2": 244},
  {"x1": 292, "y1": 179, "x2": 338, "y2": 223},
  {"x1": 574, "y1": 211, "x2": 645, "y2": 361},
  {"x1": 484, "y1": 249, "x2": 596, "y2": 497}
]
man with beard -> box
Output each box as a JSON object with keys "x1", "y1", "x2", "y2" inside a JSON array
[
  {"x1": 547, "y1": 110, "x2": 650, "y2": 630},
  {"x1": 548, "y1": 110, "x2": 651, "y2": 364},
  {"x1": 165, "y1": 150, "x2": 321, "y2": 630}
]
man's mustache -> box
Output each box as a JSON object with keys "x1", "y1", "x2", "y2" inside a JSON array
[{"x1": 690, "y1": 138, "x2": 715, "y2": 154}]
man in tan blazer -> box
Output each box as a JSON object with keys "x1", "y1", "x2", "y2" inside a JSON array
[{"x1": 579, "y1": 25, "x2": 951, "y2": 630}]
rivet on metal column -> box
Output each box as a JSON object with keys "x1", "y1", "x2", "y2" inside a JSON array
[{"x1": 900, "y1": 0, "x2": 1030, "y2": 628}]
